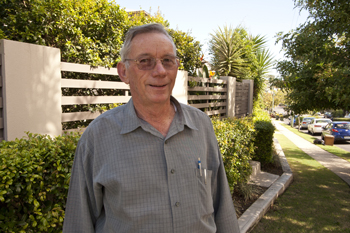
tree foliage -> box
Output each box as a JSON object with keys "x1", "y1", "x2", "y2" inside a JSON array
[
  {"x1": 208, "y1": 25, "x2": 275, "y2": 105},
  {"x1": 276, "y1": 0, "x2": 350, "y2": 113},
  {"x1": 0, "y1": 0, "x2": 203, "y2": 129},
  {"x1": 261, "y1": 88, "x2": 286, "y2": 111},
  {"x1": 208, "y1": 25, "x2": 255, "y2": 80},
  {"x1": 169, "y1": 29, "x2": 202, "y2": 76},
  {"x1": 0, "y1": 0, "x2": 202, "y2": 72},
  {"x1": 1, "y1": 0, "x2": 128, "y2": 67},
  {"x1": 251, "y1": 36, "x2": 275, "y2": 103}
]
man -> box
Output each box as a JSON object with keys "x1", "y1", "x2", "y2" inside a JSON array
[{"x1": 63, "y1": 23, "x2": 239, "y2": 233}]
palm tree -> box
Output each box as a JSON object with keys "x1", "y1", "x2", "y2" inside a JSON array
[
  {"x1": 251, "y1": 37, "x2": 275, "y2": 103},
  {"x1": 208, "y1": 25, "x2": 254, "y2": 80},
  {"x1": 209, "y1": 25, "x2": 275, "y2": 105}
]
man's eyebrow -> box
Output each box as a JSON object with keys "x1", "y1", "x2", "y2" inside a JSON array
[
  {"x1": 137, "y1": 53, "x2": 152, "y2": 57},
  {"x1": 136, "y1": 53, "x2": 176, "y2": 58}
]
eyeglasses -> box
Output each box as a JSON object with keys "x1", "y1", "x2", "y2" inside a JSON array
[{"x1": 124, "y1": 56, "x2": 179, "y2": 70}]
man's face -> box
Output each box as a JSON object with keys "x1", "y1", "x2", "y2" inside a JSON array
[{"x1": 119, "y1": 32, "x2": 178, "y2": 108}]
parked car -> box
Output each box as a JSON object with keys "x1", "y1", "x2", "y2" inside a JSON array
[
  {"x1": 324, "y1": 112, "x2": 332, "y2": 118},
  {"x1": 321, "y1": 121, "x2": 350, "y2": 142},
  {"x1": 307, "y1": 118, "x2": 332, "y2": 135},
  {"x1": 288, "y1": 115, "x2": 298, "y2": 125},
  {"x1": 300, "y1": 117, "x2": 315, "y2": 129}
]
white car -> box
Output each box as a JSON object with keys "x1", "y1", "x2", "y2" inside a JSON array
[
  {"x1": 308, "y1": 118, "x2": 332, "y2": 135},
  {"x1": 300, "y1": 117, "x2": 315, "y2": 129}
]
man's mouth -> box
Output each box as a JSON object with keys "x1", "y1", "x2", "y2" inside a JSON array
[{"x1": 150, "y1": 84, "x2": 167, "y2": 87}]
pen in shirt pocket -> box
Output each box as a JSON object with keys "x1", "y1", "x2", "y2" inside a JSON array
[{"x1": 198, "y1": 157, "x2": 202, "y2": 176}]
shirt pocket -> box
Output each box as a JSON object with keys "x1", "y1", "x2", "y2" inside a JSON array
[{"x1": 195, "y1": 168, "x2": 214, "y2": 217}]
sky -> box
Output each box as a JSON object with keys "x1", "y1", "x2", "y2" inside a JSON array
[{"x1": 118, "y1": 0, "x2": 309, "y2": 76}]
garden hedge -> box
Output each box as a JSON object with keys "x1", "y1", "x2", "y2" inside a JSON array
[
  {"x1": 0, "y1": 133, "x2": 80, "y2": 233},
  {"x1": 1, "y1": 115, "x2": 266, "y2": 232},
  {"x1": 252, "y1": 109, "x2": 276, "y2": 164},
  {"x1": 212, "y1": 117, "x2": 255, "y2": 193}
]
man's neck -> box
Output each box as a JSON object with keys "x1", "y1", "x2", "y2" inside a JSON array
[{"x1": 134, "y1": 101, "x2": 176, "y2": 137}]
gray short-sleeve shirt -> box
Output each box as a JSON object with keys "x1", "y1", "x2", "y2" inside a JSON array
[{"x1": 63, "y1": 97, "x2": 239, "y2": 233}]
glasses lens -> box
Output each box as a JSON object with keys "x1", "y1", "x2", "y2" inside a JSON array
[
  {"x1": 133, "y1": 56, "x2": 179, "y2": 70},
  {"x1": 162, "y1": 57, "x2": 177, "y2": 69},
  {"x1": 138, "y1": 58, "x2": 155, "y2": 70}
]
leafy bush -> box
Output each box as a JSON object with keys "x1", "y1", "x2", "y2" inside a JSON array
[
  {"x1": 0, "y1": 133, "x2": 80, "y2": 233},
  {"x1": 212, "y1": 117, "x2": 255, "y2": 193},
  {"x1": 0, "y1": 116, "x2": 262, "y2": 231},
  {"x1": 252, "y1": 109, "x2": 276, "y2": 164},
  {"x1": 333, "y1": 118, "x2": 350, "y2": 122}
]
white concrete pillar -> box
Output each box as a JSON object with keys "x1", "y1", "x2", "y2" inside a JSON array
[
  {"x1": 173, "y1": 70, "x2": 188, "y2": 105},
  {"x1": 0, "y1": 39, "x2": 61, "y2": 141}
]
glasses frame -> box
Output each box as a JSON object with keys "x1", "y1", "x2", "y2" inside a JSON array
[{"x1": 124, "y1": 56, "x2": 180, "y2": 70}]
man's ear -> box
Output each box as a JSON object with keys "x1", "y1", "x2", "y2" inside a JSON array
[{"x1": 117, "y1": 62, "x2": 129, "y2": 84}]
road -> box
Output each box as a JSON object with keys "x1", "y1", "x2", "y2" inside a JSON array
[{"x1": 281, "y1": 119, "x2": 350, "y2": 153}]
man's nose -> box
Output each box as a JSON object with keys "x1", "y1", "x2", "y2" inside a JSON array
[{"x1": 153, "y1": 59, "x2": 167, "y2": 75}]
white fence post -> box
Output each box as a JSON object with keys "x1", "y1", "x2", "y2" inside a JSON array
[{"x1": 0, "y1": 39, "x2": 61, "y2": 141}]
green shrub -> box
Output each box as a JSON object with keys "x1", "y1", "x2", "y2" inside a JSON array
[
  {"x1": 332, "y1": 110, "x2": 344, "y2": 118},
  {"x1": 212, "y1": 117, "x2": 255, "y2": 193},
  {"x1": 0, "y1": 132, "x2": 80, "y2": 233},
  {"x1": 333, "y1": 118, "x2": 350, "y2": 122},
  {"x1": 0, "y1": 116, "x2": 261, "y2": 231},
  {"x1": 252, "y1": 109, "x2": 276, "y2": 164}
]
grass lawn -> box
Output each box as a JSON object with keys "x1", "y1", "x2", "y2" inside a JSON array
[
  {"x1": 252, "y1": 132, "x2": 350, "y2": 233},
  {"x1": 281, "y1": 123, "x2": 350, "y2": 163}
]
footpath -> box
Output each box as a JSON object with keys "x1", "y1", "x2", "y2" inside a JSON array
[
  {"x1": 274, "y1": 120, "x2": 350, "y2": 186},
  {"x1": 238, "y1": 120, "x2": 350, "y2": 233}
]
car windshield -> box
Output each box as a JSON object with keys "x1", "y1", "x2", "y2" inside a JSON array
[
  {"x1": 334, "y1": 123, "x2": 350, "y2": 129},
  {"x1": 303, "y1": 118, "x2": 314, "y2": 121},
  {"x1": 316, "y1": 120, "x2": 330, "y2": 123}
]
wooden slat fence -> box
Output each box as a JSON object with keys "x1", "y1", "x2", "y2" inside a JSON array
[
  {"x1": 61, "y1": 64, "x2": 252, "y2": 133},
  {"x1": 188, "y1": 77, "x2": 227, "y2": 117},
  {"x1": 235, "y1": 82, "x2": 250, "y2": 118},
  {"x1": 61, "y1": 62, "x2": 130, "y2": 133},
  {"x1": 188, "y1": 76, "x2": 252, "y2": 118}
]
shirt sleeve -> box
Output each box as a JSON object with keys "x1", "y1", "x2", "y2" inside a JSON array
[
  {"x1": 63, "y1": 133, "x2": 102, "y2": 233},
  {"x1": 213, "y1": 146, "x2": 241, "y2": 233}
]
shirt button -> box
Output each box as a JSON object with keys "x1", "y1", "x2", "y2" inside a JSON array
[
  {"x1": 171, "y1": 169, "x2": 175, "y2": 174},
  {"x1": 175, "y1": 202, "x2": 180, "y2": 207}
]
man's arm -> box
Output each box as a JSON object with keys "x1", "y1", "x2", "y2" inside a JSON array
[{"x1": 63, "y1": 136, "x2": 102, "y2": 233}]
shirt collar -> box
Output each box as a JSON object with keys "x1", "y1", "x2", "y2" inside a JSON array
[
  {"x1": 120, "y1": 96, "x2": 198, "y2": 135},
  {"x1": 170, "y1": 96, "x2": 198, "y2": 131},
  {"x1": 120, "y1": 98, "x2": 142, "y2": 135}
]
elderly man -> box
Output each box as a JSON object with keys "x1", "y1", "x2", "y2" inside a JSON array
[{"x1": 63, "y1": 23, "x2": 239, "y2": 233}]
